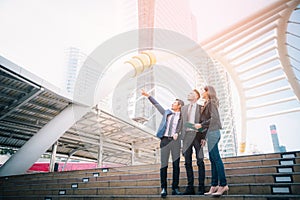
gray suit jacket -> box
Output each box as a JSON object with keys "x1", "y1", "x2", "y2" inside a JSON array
[{"x1": 181, "y1": 103, "x2": 201, "y2": 154}]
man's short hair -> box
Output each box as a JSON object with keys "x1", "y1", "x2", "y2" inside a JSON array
[{"x1": 176, "y1": 99, "x2": 184, "y2": 107}]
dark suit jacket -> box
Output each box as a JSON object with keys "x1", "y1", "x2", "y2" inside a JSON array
[
  {"x1": 181, "y1": 103, "x2": 204, "y2": 153},
  {"x1": 200, "y1": 100, "x2": 222, "y2": 135}
]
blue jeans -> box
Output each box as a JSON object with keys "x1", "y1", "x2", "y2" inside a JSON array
[{"x1": 207, "y1": 130, "x2": 227, "y2": 186}]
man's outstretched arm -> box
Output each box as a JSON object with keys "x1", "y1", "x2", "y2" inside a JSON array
[{"x1": 141, "y1": 89, "x2": 165, "y2": 115}]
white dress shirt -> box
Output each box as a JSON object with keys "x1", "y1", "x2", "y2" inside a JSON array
[{"x1": 164, "y1": 111, "x2": 180, "y2": 137}]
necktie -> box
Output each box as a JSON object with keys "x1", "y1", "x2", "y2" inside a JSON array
[
  {"x1": 168, "y1": 113, "x2": 175, "y2": 136},
  {"x1": 188, "y1": 104, "x2": 193, "y2": 122}
]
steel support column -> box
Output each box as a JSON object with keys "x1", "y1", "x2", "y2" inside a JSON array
[{"x1": 49, "y1": 141, "x2": 58, "y2": 172}]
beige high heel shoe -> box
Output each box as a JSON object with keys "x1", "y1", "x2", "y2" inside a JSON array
[
  {"x1": 204, "y1": 186, "x2": 219, "y2": 195},
  {"x1": 212, "y1": 185, "x2": 229, "y2": 196}
]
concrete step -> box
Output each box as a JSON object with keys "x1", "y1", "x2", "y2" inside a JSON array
[
  {"x1": 1, "y1": 172, "x2": 299, "y2": 192},
  {"x1": 2, "y1": 151, "x2": 298, "y2": 182},
  {"x1": 2, "y1": 194, "x2": 300, "y2": 200},
  {"x1": 1, "y1": 151, "x2": 299, "y2": 199},
  {"x1": 1, "y1": 157, "x2": 298, "y2": 187},
  {"x1": 2, "y1": 182, "x2": 300, "y2": 197},
  {"x1": 2, "y1": 163, "x2": 299, "y2": 188}
]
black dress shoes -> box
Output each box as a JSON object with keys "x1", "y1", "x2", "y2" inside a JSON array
[
  {"x1": 160, "y1": 188, "x2": 167, "y2": 198},
  {"x1": 172, "y1": 188, "x2": 182, "y2": 195},
  {"x1": 196, "y1": 190, "x2": 204, "y2": 195},
  {"x1": 182, "y1": 188, "x2": 195, "y2": 195},
  {"x1": 196, "y1": 185, "x2": 205, "y2": 195}
]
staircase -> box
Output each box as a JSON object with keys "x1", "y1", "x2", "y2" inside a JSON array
[{"x1": 0, "y1": 151, "x2": 299, "y2": 200}]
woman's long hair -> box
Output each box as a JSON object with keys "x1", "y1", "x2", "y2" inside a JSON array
[{"x1": 204, "y1": 85, "x2": 219, "y2": 107}]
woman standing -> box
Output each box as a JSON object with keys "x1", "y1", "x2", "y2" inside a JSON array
[{"x1": 195, "y1": 85, "x2": 229, "y2": 196}]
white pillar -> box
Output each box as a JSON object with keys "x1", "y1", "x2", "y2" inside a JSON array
[
  {"x1": 131, "y1": 142, "x2": 135, "y2": 165},
  {"x1": 97, "y1": 137, "x2": 103, "y2": 168},
  {"x1": 49, "y1": 141, "x2": 58, "y2": 172}
]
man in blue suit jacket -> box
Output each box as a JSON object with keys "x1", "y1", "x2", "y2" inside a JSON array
[{"x1": 142, "y1": 89, "x2": 184, "y2": 198}]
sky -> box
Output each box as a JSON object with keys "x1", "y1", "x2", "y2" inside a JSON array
[
  {"x1": 0, "y1": 0, "x2": 276, "y2": 87},
  {"x1": 0, "y1": 0, "x2": 299, "y2": 154},
  {"x1": 190, "y1": 0, "x2": 270, "y2": 41},
  {"x1": 0, "y1": 0, "x2": 121, "y2": 87}
]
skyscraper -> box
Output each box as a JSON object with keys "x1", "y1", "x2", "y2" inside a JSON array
[
  {"x1": 133, "y1": 0, "x2": 199, "y2": 130},
  {"x1": 65, "y1": 47, "x2": 84, "y2": 94},
  {"x1": 270, "y1": 124, "x2": 286, "y2": 153},
  {"x1": 205, "y1": 60, "x2": 238, "y2": 157},
  {"x1": 112, "y1": 0, "x2": 238, "y2": 157}
]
